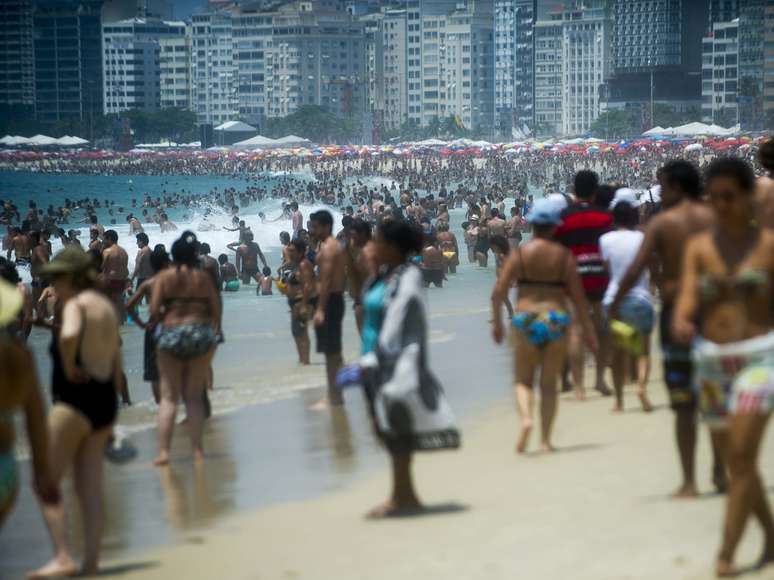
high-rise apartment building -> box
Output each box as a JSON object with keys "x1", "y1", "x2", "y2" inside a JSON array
[
  {"x1": 495, "y1": 0, "x2": 537, "y2": 137},
  {"x1": 0, "y1": 0, "x2": 35, "y2": 118},
  {"x1": 533, "y1": 17, "x2": 562, "y2": 136},
  {"x1": 191, "y1": 10, "x2": 238, "y2": 125},
  {"x1": 606, "y1": 0, "x2": 706, "y2": 127},
  {"x1": 102, "y1": 18, "x2": 187, "y2": 114},
  {"x1": 765, "y1": 2, "x2": 774, "y2": 116},
  {"x1": 701, "y1": 19, "x2": 739, "y2": 125},
  {"x1": 559, "y1": 0, "x2": 610, "y2": 135},
  {"x1": 260, "y1": 1, "x2": 365, "y2": 121},
  {"x1": 34, "y1": 0, "x2": 105, "y2": 123},
  {"x1": 738, "y1": 0, "x2": 765, "y2": 129},
  {"x1": 159, "y1": 28, "x2": 193, "y2": 109},
  {"x1": 709, "y1": 0, "x2": 739, "y2": 27},
  {"x1": 380, "y1": 9, "x2": 409, "y2": 131}
]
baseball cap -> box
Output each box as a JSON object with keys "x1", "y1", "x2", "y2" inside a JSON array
[{"x1": 526, "y1": 198, "x2": 563, "y2": 226}]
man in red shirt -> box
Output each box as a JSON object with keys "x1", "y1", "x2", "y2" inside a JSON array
[{"x1": 555, "y1": 170, "x2": 613, "y2": 399}]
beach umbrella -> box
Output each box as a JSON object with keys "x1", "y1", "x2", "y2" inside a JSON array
[{"x1": 684, "y1": 143, "x2": 703, "y2": 152}]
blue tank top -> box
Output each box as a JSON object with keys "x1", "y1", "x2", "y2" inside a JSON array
[{"x1": 361, "y1": 280, "x2": 387, "y2": 355}]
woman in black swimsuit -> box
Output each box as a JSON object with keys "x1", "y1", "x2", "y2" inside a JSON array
[
  {"x1": 284, "y1": 239, "x2": 316, "y2": 365},
  {"x1": 31, "y1": 246, "x2": 122, "y2": 578}
]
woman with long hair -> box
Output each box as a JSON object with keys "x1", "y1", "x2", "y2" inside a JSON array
[
  {"x1": 150, "y1": 231, "x2": 220, "y2": 466},
  {"x1": 673, "y1": 158, "x2": 774, "y2": 576},
  {"x1": 338, "y1": 219, "x2": 459, "y2": 517},
  {"x1": 31, "y1": 246, "x2": 122, "y2": 577},
  {"x1": 491, "y1": 198, "x2": 598, "y2": 453}
]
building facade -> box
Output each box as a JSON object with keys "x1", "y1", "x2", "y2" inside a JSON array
[
  {"x1": 33, "y1": 0, "x2": 105, "y2": 123},
  {"x1": 765, "y1": 2, "x2": 774, "y2": 116},
  {"x1": 102, "y1": 18, "x2": 186, "y2": 114},
  {"x1": 0, "y1": 0, "x2": 35, "y2": 118},
  {"x1": 494, "y1": 0, "x2": 536, "y2": 138},
  {"x1": 191, "y1": 10, "x2": 238, "y2": 125},
  {"x1": 606, "y1": 0, "x2": 706, "y2": 128},
  {"x1": 701, "y1": 19, "x2": 739, "y2": 125},
  {"x1": 380, "y1": 9, "x2": 408, "y2": 132},
  {"x1": 560, "y1": 1, "x2": 610, "y2": 135},
  {"x1": 533, "y1": 18, "x2": 562, "y2": 136},
  {"x1": 738, "y1": 0, "x2": 766, "y2": 129},
  {"x1": 159, "y1": 28, "x2": 193, "y2": 109}
]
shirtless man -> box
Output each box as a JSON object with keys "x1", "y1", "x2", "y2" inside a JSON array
[
  {"x1": 101, "y1": 230, "x2": 130, "y2": 324},
  {"x1": 610, "y1": 159, "x2": 725, "y2": 497},
  {"x1": 344, "y1": 218, "x2": 375, "y2": 333},
  {"x1": 132, "y1": 232, "x2": 153, "y2": 298},
  {"x1": 12, "y1": 226, "x2": 31, "y2": 267},
  {"x1": 88, "y1": 214, "x2": 104, "y2": 240},
  {"x1": 88, "y1": 228, "x2": 102, "y2": 252},
  {"x1": 290, "y1": 201, "x2": 303, "y2": 240},
  {"x1": 421, "y1": 235, "x2": 445, "y2": 288},
  {"x1": 30, "y1": 231, "x2": 50, "y2": 317},
  {"x1": 159, "y1": 213, "x2": 177, "y2": 232},
  {"x1": 436, "y1": 221, "x2": 459, "y2": 274},
  {"x1": 127, "y1": 214, "x2": 143, "y2": 235},
  {"x1": 755, "y1": 138, "x2": 774, "y2": 229},
  {"x1": 233, "y1": 232, "x2": 267, "y2": 285},
  {"x1": 488, "y1": 208, "x2": 507, "y2": 238},
  {"x1": 310, "y1": 210, "x2": 346, "y2": 408}
]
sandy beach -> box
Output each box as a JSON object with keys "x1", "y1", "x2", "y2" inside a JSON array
[{"x1": 97, "y1": 369, "x2": 774, "y2": 580}]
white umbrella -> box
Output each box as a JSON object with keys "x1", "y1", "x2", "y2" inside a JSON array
[
  {"x1": 684, "y1": 143, "x2": 703, "y2": 152},
  {"x1": 56, "y1": 135, "x2": 89, "y2": 146},
  {"x1": 28, "y1": 134, "x2": 59, "y2": 146}
]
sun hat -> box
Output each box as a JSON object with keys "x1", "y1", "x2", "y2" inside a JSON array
[
  {"x1": 545, "y1": 193, "x2": 569, "y2": 213},
  {"x1": 0, "y1": 277, "x2": 23, "y2": 327},
  {"x1": 609, "y1": 187, "x2": 640, "y2": 209},
  {"x1": 40, "y1": 245, "x2": 96, "y2": 278},
  {"x1": 526, "y1": 198, "x2": 563, "y2": 226}
]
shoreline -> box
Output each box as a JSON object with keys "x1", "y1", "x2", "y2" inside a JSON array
[{"x1": 96, "y1": 379, "x2": 774, "y2": 580}]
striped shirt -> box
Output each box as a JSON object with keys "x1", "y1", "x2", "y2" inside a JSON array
[{"x1": 555, "y1": 202, "x2": 613, "y2": 301}]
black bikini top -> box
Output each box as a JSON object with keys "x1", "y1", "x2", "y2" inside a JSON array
[{"x1": 516, "y1": 246, "x2": 567, "y2": 288}]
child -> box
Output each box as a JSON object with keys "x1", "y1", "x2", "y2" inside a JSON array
[
  {"x1": 257, "y1": 266, "x2": 273, "y2": 296},
  {"x1": 219, "y1": 253, "x2": 239, "y2": 292}
]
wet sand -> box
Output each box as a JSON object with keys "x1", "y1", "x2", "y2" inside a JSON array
[{"x1": 85, "y1": 374, "x2": 774, "y2": 580}]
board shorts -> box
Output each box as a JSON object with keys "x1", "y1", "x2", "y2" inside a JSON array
[
  {"x1": 422, "y1": 269, "x2": 444, "y2": 287},
  {"x1": 692, "y1": 332, "x2": 774, "y2": 428},
  {"x1": 315, "y1": 292, "x2": 345, "y2": 355},
  {"x1": 660, "y1": 303, "x2": 696, "y2": 412}
]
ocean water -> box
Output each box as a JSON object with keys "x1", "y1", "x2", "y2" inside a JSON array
[{"x1": 3, "y1": 170, "x2": 489, "y2": 440}]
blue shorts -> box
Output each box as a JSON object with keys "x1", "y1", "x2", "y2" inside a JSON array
[{"x1": 608, "y1": 296, "x2": 654, "y2": 335}]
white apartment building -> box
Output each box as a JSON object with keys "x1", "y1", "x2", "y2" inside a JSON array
[
  {"x1": 533, "y1": 18, "x2": 562, "y2": 136},
  {"x1": 443, "y1": 3, "x2": 495, "y2": 135},
  {"x1": 378, "y1": 9, "x2": 409, "y2": 132},
  {"x1": 191, "y1": 11, "x2": 238, "y2": 125},
  {"x1": 701, "y1": 19, "x2": 739, "y2": 124},
  {"x1": 159, "y1": 29, "x2": 192, "y2": 110},
  {"x1": 560, "y1": 3, "x2": 609, "y2": 135},
  {"x1": 495, "y1": 0, "x2": 536, "y2": 137},
  {"x1": 421, "y1": 14, "x2": 445, "y2": 124},
  {"x1": 102, "y1": 18, "x2": 186, "y2": 114}
]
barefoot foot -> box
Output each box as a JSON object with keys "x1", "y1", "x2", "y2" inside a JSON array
[
  {"x1": 516, "y1": 421, "x2": 533, "y2": 454},
  {"x1": 671, "y1": 483, "x2": 699, "y2": 499},
  {"x1": 637, "y1": 390, "x2": 653, "y2": 412},
  {"x1": 540, "y1": 442, "x2": 555, "y2": 453},
  {"x1": 611, "y1": 404, "x2": 624, "y2": 413},
  {"x1": 366, "y1": 499, "x2": 422, "y2": 519},
  {"x1": 27, "y1": 556, "x2": 78, "y2": 579},
  {"x1": 153, "y1": 452, "x2": 170, "y2": 467},
  {"x1": 594, "y1": 382, "x2": 612, "y2": 397},
  {"x1": 715, "y1": 558, "x2": 736, "y2": 577}
]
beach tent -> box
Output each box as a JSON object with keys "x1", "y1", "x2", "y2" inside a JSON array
[
  {"x1": 673, "y1": 122, "x2": 713, "y2": 137},
  {"x1": 214, "y1": 121, "x2": 257, "y2": 132},
  {"x1": 214, "y1": 121, "x2": 258, "y2": 145},
  {"x1": 56, "y1": 135, "x2": 89, "y2": 146},
  {"x1": 0, "y1": 135, "x2": 31, "y2": 146},
  {"x1": 272, "y1": 135, "x2": 312, "y2": 148},
  {"x1": 28, "y1": 134, "x2": 59, "y2": 146},
  {"x1": 232, "y1": 135, "x2": 279, "y2": 149},
  {"x1": 415, "y1": 138, "x2": 447, "y2": 147},
  {"x1": 642, "y1": 126, "x2": 666, "y2": 136}
]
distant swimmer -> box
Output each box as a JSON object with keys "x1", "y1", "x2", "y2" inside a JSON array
[
  {"x1": 126, "y1": 213, "x2": 143, "y2": 234},
  {"x1": 159, "y1": 213, "x2": 177, "y2": 232}
]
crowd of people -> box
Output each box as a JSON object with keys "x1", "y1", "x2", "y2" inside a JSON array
[{"x1": 0, "y1": 138, "x2": 773, "y2": 577}]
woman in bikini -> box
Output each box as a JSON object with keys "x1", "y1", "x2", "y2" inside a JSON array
[
  {"x1": 0, "y1": 278, "x2": 57, "y2": 530},
  {"x1": 673, "y1": 158, "x2": 774, "y2": 576},
  {"x1": 491, "y1": 198, "x2": 598, "y2": 453},
  {"x1": 284, "y1": 239, "x2": 316, "y2": 365},
  {"x1": 31, "y1": 246, "x2": 123, "y2": 578},
  {"x1": 150, "y1": 232, "x2": 220, "y2": 466}
]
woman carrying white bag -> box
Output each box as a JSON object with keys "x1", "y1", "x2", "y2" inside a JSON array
[{"x1": 337, "y1": 218, "x2": 461, "y2": 518}]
